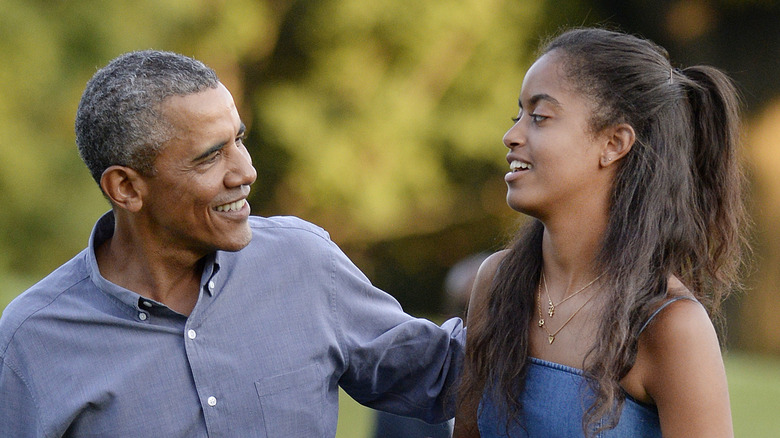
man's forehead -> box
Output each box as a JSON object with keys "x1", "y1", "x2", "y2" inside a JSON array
[{"x1": 159, "y1": 84, "x2": 237, "y2": 124}]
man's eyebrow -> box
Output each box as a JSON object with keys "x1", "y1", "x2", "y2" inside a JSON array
[
  {"x1": 518, "y1": 93, "x2": 562, "y2": 109},
  {"x1": 192, "y1": 122, "x2": 246, "y2": 162}
]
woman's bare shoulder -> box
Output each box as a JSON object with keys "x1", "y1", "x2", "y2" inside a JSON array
[
  {"x1": 633, "y1": 284, "x2": 732, "y2": 436},
  {"x1": 466, "y1": 250, "x2": 510, "y2": 325},
  {"x1": 477, "y1": 250, "x2": 510, "y2": 280}
]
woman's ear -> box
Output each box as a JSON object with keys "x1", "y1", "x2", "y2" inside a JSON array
[
  {"x1": 600, "y1": 123, "x2": 635, "y2": 167},
  {"x1": 100, "y1": 166, "x2": 146, "y2": 213}
]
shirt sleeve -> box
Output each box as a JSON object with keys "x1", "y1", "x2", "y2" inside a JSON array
[
  {"x1": 326, "y1": 240, "x2": 466, "y2": 424},
  {"x1": 0, "y1": 358, "x2": 43, "y2": 437}
]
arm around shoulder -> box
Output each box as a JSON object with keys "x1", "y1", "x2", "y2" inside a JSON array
[
  {"x1": 638, "y1": 298, "x2": 733, "y2": 437},
  {"x1": 329, "y1": 238, "x2": 466, "y2": 423}
]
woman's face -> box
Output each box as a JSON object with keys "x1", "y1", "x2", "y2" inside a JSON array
[{"x1": 503, "y1": 51, "x2": 613, "y2": 221}]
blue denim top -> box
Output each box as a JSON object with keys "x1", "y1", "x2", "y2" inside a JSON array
[
  {"x1": 476, "y1": 297, "x2": 697, "y2": 437},
  {"x1": 478, "y1": 357, "x2": 661, "y2": 437},
  {"x1": 478, "y1": 296, "x2": 696, "y2": 438}
]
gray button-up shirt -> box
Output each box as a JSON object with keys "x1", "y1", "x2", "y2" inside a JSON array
[{"x1": 0, "y1": 212, "x2": 464, "y2": 437}]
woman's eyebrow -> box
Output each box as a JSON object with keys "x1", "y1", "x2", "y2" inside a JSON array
[
  {"x1": 518, "y1": 93, "x2": 561, "y2": 110},
  {"x1": 529, "y1": 93, "x2": 561, "y2": 107}
]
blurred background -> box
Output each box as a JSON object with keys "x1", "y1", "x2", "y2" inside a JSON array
[{"x1": 1, "y1": 0, "x2": 778, "y2": 436}]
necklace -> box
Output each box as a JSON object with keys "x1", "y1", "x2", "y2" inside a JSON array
[
  {"x1": 537, "y1": 274, "x2": 600, "y2": 344},
  {"x1": 541, "y1": 270, "x2": 604, "y2": 318}
]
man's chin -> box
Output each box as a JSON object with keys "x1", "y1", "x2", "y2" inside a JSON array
[{"x1": 218, "y1": 228, "x2": 253, "y2": 253}]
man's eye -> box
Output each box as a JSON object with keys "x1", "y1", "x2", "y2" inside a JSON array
[{"x1": 204, "y1": 150, "x2": 222, "y2": 163}]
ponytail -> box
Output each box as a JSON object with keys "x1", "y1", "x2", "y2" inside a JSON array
[{"x1": 680, "y1": 66, "x2": 748, "y2": 312}]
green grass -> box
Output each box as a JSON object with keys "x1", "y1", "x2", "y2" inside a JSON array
[
  {"x1": 337, "y1": 389, "x2": 374, "y2": 438},
  {"x1": 726, "y1": 352, "x2": 780, "y2": 437}
]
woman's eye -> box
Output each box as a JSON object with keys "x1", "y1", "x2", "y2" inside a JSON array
[
  {"x1": 530, "y1": 114, "x2": 547, "y2": 123},
  {"x1": 511, "y1": 116, "x2": 521, "y2": 123}
]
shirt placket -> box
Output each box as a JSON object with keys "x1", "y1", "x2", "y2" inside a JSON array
[{"x1": 184, "y1": 270, "x2": 228, "y2": 436}]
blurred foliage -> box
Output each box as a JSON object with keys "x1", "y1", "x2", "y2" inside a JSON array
[
  {"x1": 1, "y1": 0, "x2": 780, "y2": 355},
  {"x1": 247, "y1": 0, "x2": 538, "y2": 242},
  {"x1": 0, "y1": 0, "x2": 534, "y2": 276}
]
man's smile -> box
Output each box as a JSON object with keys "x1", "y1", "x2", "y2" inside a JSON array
[{"x1": 214, "y1": 199, "x2": 248, "y2": 212}]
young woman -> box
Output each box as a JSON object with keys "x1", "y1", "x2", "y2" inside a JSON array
[{"x1": 455, "y1": 28, "x2": 747, "y2": 437}]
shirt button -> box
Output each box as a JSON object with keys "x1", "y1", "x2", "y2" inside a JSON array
[
  {"x1": 187, "y1": 329, "x2": 197, "y2": 339},
  {"x1": 138, "y1": 312, "x2": 148, "y2": 321},
  {"x1": 207, "y1": 396, "x2": 217, "y2": 406},
  {"x1": 141, "y1": 301, "x2": 152, "y2": 308},
  {"x1": 208, "y1": 280, "x2": 216, "y2": 291}
]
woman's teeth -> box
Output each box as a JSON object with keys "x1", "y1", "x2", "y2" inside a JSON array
[{"x1": 510, "y1": 160, "x2": 532, "y2": 172}]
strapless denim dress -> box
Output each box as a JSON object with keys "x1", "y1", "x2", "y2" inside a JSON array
[{"x1": 477, "y1": 357, "x2": 662, "y2": 437}]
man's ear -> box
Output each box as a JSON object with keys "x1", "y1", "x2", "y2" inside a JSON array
[
  {"x1": 100, "y1": 166, "x2": 146, "y2": 213},
  {"x1": 600, "y1": 123, "x2": 635, "y2": 167}
]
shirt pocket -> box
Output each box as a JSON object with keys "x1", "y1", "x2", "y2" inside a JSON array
[{"x1": 255, "y1": 364, "x2": 325, "y2": 437}]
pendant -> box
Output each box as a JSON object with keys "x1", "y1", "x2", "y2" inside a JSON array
[
  {"x1": 548, "y1": 335, "x2": 555, "y2": 344},
  {"x1": 538, "y1": 318, "x2": 545, "y2": 327},
  {"x1": 547, "y1": 301, "x2": 555, "y2": 317}
]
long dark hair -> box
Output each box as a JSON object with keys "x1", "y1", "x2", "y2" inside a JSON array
[{"x1": 459, "y1": 28, "x2": 748, "y2": 436}]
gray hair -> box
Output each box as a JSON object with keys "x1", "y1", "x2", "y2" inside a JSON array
[{"x1": 75, "y1": 50, "x2": 219, "y2": 184}]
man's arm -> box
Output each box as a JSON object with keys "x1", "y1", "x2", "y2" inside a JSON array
[{"x1": 326, "y1": 239, "x2": 465, "y2": 423}]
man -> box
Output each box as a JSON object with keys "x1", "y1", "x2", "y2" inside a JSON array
[{"x1": 0, "y1": 51, "x2": 464, "y2": 437}]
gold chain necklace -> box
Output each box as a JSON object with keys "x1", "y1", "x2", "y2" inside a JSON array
[
  {"x1": 537, "y1": 275, "x2": 599, "y2": 344},
  {"x1": 541, "y1": 270, "x2": 604, "y2": 318}
]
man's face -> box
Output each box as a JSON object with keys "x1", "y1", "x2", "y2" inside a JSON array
[{"x1": 138, "y1": 83, "x2": 257, "y2": 257}]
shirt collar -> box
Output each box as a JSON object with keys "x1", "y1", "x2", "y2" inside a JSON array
[
  {"x1": 86, "y1": 210, "x2": 222, "y2": 310},
  {"x1": 200, "y1": 251, "x2": 221, "y2": 297}
]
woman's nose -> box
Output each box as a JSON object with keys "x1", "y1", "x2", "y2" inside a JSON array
[{"x1": 503, "y1": 119, "x2": 525, "y2": 149}]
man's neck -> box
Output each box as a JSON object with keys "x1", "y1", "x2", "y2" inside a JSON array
[{"x1": 95, "y1": 224, "x2": 205, "y2": 316}]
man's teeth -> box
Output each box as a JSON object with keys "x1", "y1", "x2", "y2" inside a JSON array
[
  {"x1": 510, "y1": 160, "x2": 532, "y2": 172},
  {"x1": 215, "y1": 199, "x2": 246, "y2": 212}
]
